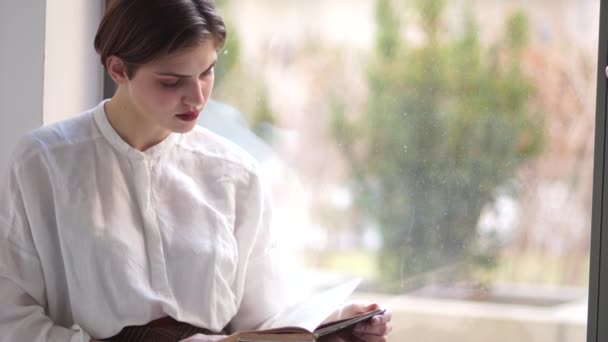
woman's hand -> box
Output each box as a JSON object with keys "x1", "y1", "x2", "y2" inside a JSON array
[
  {"x1": 178, "y1": 334, "x2": 228, "y2": 342},
  {"x1": 337, "y1": 301, "x2": 392, "y2": 342}
]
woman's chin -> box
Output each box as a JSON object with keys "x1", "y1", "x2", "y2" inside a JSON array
[{"x1": 171, "y1": 121, "x2": 198, "y2": 134}]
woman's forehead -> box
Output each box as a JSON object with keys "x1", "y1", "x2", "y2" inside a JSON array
[{"x1": 146, "y1": 41, "x2": 218, "y2": 71}]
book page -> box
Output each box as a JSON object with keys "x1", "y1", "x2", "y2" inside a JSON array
[{"x1": 259, "y1": 279, "x2": 361, "y2": 332}]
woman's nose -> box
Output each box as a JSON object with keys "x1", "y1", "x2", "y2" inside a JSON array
[{"x1": 184, "y1": 81, "x2": 205, "y2": 108}]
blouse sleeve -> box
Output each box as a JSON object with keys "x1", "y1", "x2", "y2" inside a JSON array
[
  {"x1": 0, "y1": 153, "x2": 91, "y2": 342},
  {"x1": 227, "y1": 168, "x2": 292, "y2": 332}
]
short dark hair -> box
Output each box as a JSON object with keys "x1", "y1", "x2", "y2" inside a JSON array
[{"x1": 94, "y1": 0, "x2": 226, "y2": 78}]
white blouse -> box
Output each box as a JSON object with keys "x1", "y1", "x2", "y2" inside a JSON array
[{"x1": 0, "y1": 100, "x2": 288, "y2": 341}]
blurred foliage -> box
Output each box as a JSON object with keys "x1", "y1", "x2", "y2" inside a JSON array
[
  {"x1": 331, "y1": 0, "x2": 543, "y2": 291},
  {"x1": 214, "y1": 8, "x2": 240, "y2": 89},
  {"x1": 316, "y1": 250, "x2": 380, "y2": 280},
  {"x1": 251, "y1": 87, "x2": 276, "y2": 141},
  {"x1": 213, "y1": 0, "x2": 276, "y2": 137},
  {"x1": 214, "y1": 27, "x2": 240, "y2": 89}
]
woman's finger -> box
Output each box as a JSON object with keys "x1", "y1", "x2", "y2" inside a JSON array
[
  {"x1": 354, "y1": 322, "x2": 392, "y2": 336},
  {"x1": 369, "y1": 308, "x2": 392, "y2": 326},
  {"x1": 341, "y1": 301, "x2": 379, "y2": 318}
]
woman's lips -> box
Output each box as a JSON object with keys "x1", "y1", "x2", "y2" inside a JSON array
[{"x1": 176, "y1": 111, "x2": 199, "y2": 122}]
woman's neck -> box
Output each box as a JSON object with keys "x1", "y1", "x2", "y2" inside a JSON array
[{"x1": 104, "y1": 92, "x2": 171, "y2": 152}]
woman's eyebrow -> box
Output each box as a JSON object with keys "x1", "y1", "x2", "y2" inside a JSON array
[
  {"x1": 155, "y1": 60, "x2": 217, "y2": 78},
  {"x1": 156, "y1": 72, "x2": 190, "y2": 78}
]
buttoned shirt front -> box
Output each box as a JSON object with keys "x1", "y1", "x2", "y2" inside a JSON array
[{"x1": 0, "y1": 101, "x2": 287, "y2": 341}]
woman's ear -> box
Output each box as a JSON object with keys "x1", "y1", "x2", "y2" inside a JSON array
[{"x1": 106, "y1": 56, "x2": 130, "y2": 84}]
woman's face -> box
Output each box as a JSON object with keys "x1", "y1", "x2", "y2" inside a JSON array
[{"x1": 123, "y1": 39, "x2": 218, "y2": 134}]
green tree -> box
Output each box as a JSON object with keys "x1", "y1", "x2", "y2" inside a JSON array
[
  {"x1": 212, "y1": 1, "x2": 276, "y2": 137},
  {"x1": 331, "y1": 0, "x2": 543, "y2": 291},
  {"x1": 213, "y1": 0, "x2": 240, "y2": 88},
  {"x1": 251, "y1": 86, "x2": 276, "y2": 141}
]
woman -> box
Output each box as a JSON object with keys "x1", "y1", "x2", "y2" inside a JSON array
[{"x1": 0, "y1": 0, "x2": 392, "y2": 341}]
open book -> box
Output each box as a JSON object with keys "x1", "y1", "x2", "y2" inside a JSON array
[{"x1": 219, "y1": 279, "x2": 385, "y2": 342}]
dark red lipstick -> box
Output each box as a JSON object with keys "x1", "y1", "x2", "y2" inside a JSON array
[{"x1": 176, "y1": 111, "x2": 199, "y2": 122}]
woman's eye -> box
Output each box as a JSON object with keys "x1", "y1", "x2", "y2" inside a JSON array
[
  {"x1": 160, "y1": 80, "x2": 181, "y2": 88},
  {"x1": 202, "y1": 67, "x2": 214, "y2": 77}
]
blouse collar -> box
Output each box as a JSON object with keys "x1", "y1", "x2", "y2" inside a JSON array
[{"x1": 93, "y1": 99, "x2": 180, "y2": 161}]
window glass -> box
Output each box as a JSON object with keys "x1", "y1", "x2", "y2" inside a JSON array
[{"x1": 203, "y1": 1, "x2": 599, "y2": 340}]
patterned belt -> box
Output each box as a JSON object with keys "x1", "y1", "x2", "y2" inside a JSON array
[{"x1": 101, "y1": 316, "x2": 226, "y2": 342}]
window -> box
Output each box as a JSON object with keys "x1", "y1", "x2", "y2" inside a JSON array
[
  {"x1": 101, "y1": 1, "x2": 606, "y2": 341},
  {"x1": 208, "y1": 1, "x2": 600, "y2": 340}
]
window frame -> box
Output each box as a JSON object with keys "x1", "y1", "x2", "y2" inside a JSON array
[{"x1": 588, "y1": 0, "x2": 608, "y2": 341}]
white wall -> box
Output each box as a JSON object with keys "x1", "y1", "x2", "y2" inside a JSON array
[
  {"x1": 0, "y1": 0, "x2": 46, "y2": 175},
  {"x1": 0, "y1": 0, "x2": 104, "y2": 176},
  {"x1": 44, "y1": 0, "x2": 104, "y2": 124}
]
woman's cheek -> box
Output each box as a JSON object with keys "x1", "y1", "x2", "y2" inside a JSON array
[
  {"x1": 203, "y1": 80, "x2": 214, "y2": 100},
  {"x1": 151, "y1": 87, "x2": 182, "y2": 107}
]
